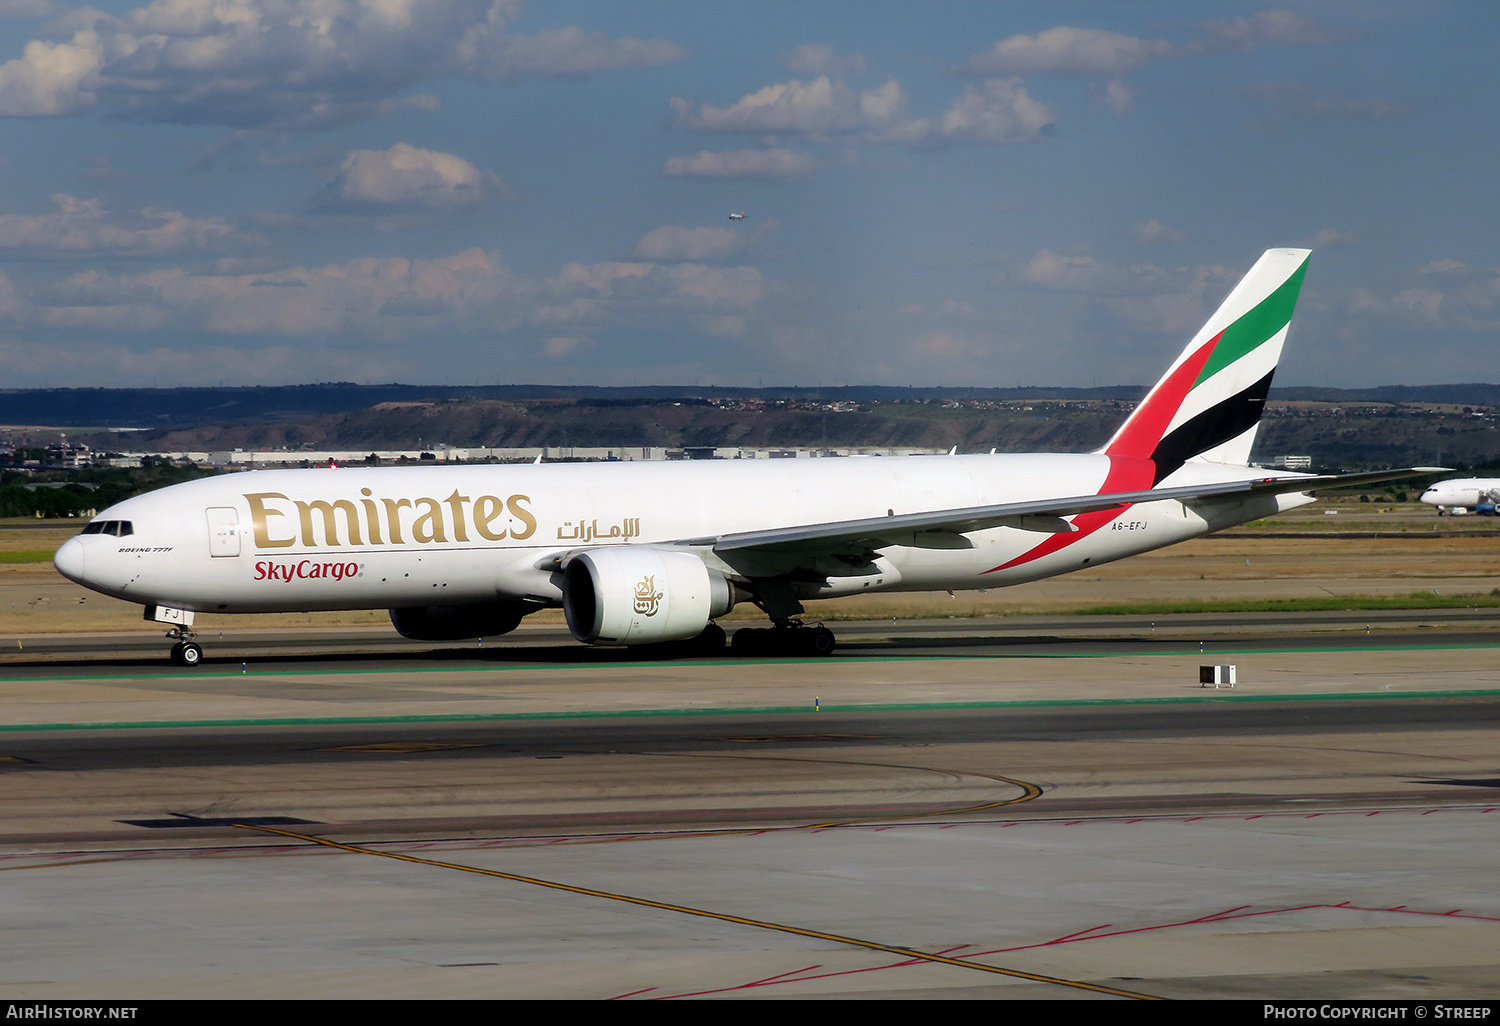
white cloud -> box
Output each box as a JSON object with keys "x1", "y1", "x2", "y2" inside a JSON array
[
  {"x1": 1013, "y1": 249, "x2": 1224, "y2": 331},
  {"x1": 966, "y1": 27, "x2": 1173, "y2": 76},
  {"x1": 0, "y1": 28, "x2": 101, "y2": 115},
  {"x1": 938, "y1": 79, "x2": 1055, "y2": 143},
  {"x1": 662, "y1": 148, "x2": 821, "y2": 179},
  {"x1": 960, "y1": 13, "x2": 1346, "y2": 93},
  {"x1": 313, "y1": 144, "x2": 496, "y2": 211},
  {"x1": 456, "y1": 23, "x2": 686, "y2": 81},
  {"x1": 783, "y1": 44, "x2": 867, "y2": 78},
  {"x1": 1095, "y1": 79, "x2": 1134, "y2": 115},
  {"x1": 0, "y1": 336, "x2": 414, "y2": 386},
  {"x1": 1416, "y1": 260, "x2": 1468, "y2": 275},
  {"x1": 1022, "y1": 250, "x2": 1109, "y2": 291},
  {"x1": 0, "y1": 194, "x2": 258, "y2": 255},
  {"x1": 1133, "y1": 220, "x2": 1187, "y2": 244},
  {"x1": 1196, "y1": 10, "x2": 1340, "y2": 53},
  {"x1": 0, "y1": 1, "x2": 686, "y2": 129},
  {"x1": 633, "y1": 226, "x2": 743, "y2": 262},
  {"x1": 914, "y1": 330, "x2": 984, "y2": 358},
  {"x1": 672, "y1": 74, "x2": 1055, "y2": 148},
  {"x1": 541, "y1": 335, "x2": 581, "y2": 358},
  {"x1": 3, "y1": 246, "x2": 775, "y2": 348},
  {"x1": 672, "y1": 76, "x2": 916, "y2": 140}
]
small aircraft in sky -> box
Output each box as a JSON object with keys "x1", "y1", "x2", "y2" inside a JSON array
[
  {"x1": 728, "y1": 211, "x2": 747, "y2": 221},
  {"x1": 1420, "y1": 477, "x2": 1500, "y2": 515},
  {"x1": 55, "y1": 248, "x2": 1437, "y2": 666}
]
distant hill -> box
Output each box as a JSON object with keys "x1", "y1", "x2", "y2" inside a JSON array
[
  {"x1": 3, "y1": 382, "x2": 1499, "y2": 429},
  {"x1": 0, "y1": 383, "x2": 1144, "y2": 428},
  {"x1": 5, "y1": 383, "x2": 1499, "y2": 471}
]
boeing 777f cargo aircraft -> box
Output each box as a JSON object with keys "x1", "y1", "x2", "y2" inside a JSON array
[{"x1": 54, "y1": 249, "x2": 1435, "y2": 665}]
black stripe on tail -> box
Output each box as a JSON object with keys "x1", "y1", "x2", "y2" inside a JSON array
[{"x1": 1149, "y1": 369, "x2": 1276, "y2": 485}]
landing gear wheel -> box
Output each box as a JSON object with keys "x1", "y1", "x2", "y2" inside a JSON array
[
  {"x1": 732, "y1": 624, "x2": 836, "y2": 657},
  {"x1": 806, "y1": 625, "x2": 836, "y2": 656},
  {"x1": 732, "y1": 627, "x2": 768, "y2": 655},
  {"x1": 170, "y1": 641, "x2": 203, "y2": 667}
]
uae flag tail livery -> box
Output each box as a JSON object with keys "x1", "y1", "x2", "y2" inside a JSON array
[{"x1": 1102, "y1": 247, "x2": 1309, "y2": 486}]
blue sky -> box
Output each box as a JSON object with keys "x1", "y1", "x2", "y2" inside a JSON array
[{"x1": 0, "y1": 1, "x2": 1493, "y2": 389}]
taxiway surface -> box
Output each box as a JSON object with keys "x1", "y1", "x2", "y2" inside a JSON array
[{"x1": 2, "y1": 616, "x2": 1498, "y2": 1000}]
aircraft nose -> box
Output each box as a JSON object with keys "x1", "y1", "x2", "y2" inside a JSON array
[{"x1": 54, "y1": 537, "x2": 86, "y2": 583}]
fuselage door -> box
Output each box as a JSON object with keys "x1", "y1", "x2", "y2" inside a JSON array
[{"x1": 207, "y1": 507, "x2": 241, "y2": 557}]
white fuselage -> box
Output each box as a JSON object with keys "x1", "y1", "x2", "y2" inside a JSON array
[
  {"x1": 54, "y1": 454, "x2": 1311, "y2": 616},
  {"x1": 1420, "y1": 478, "x2": 1500, "y2": 513}
]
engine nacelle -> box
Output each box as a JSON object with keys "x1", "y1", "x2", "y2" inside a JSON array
[
  {"x1": 389, "y1": 602, "x2": 530, "y2": 641},
  {"x1": 563, "y1": 548, "x2": 733, "y2": 645}
]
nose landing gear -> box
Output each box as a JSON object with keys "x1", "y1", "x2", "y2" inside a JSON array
[{"x1": 166, "y1": 627, "x2": 203, "y2": 667}]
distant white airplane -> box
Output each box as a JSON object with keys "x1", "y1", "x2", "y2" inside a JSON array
[
  {"x1": 55, "y1": 248, "x2": 1436, "y2": 666},
  {"x1": 728, "y1": 211, "x2": 747, "y2": 221},
  {"x1": 1420, "y1": 478, "x2": 1500, "y2": 515}
]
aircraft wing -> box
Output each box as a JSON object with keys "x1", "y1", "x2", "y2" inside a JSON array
[{"x1": 691, "y1": 466, "x2": 1444, "y2": 556}]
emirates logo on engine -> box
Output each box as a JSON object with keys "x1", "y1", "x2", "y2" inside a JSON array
[{"x1": 633, "y1": 574, "x2": 663, "y2": 616}]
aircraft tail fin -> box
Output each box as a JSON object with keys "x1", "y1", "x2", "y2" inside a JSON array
[{"x1": 1102, "y1": 248, "x2": 1310, "y2": 484}]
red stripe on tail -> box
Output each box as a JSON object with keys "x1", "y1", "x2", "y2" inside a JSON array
[{"x1": 1105, "y1": 333, "x2": 1219, "y2": 459}]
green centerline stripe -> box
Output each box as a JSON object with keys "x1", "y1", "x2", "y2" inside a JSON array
[
  {"x1": 4, "y1": 687, "x2": 1499, "y2": 732},
  {"x1": 238, "y1": 823, "x2": 1160, "y2": 1000}
]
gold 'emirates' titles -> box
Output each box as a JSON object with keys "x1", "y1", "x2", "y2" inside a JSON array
[{"x1": 247, "y1": 490, "x2": 535, "y2": 549}]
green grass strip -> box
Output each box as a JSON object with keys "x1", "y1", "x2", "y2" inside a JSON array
[{"x1": 0, "y1": 551, "x2": 53, "y2": 564}]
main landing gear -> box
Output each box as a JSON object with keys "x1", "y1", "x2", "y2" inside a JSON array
[
  {"x1": 731, "y1": 621, "x2": 836, "y2": 657},
  {"x1": 166, "y1": 627, "x2": 203, "y2": 667}
]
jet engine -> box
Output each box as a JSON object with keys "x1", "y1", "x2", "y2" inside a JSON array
[
  {"x1": 563, "y1": 547, "x2": 734, "y2": 645},
  {"x1": 389, "y1": 602, "x2": 530, "y2": 641}
]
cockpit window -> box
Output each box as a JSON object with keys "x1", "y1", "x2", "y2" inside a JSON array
[{"x1": 81, "y1": 520, "x2": 132, "y2": 537}]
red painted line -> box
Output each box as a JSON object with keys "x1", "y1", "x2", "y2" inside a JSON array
[
  {"x1": 651, "y1": 947, "x2": 976, "y2": 999},
  {"x1": 743, "y1": 964, "x2": 827, "y2": 986},
  {"x1": 956, "y1": 900, "x2": 1500, "y2": 962},
  {"x1": 1197, "y1": 905, "x2": 1256, "y2": 920},
  {"x1": 1044, "y1": 924, "x2": 1115, "y2": 944}
]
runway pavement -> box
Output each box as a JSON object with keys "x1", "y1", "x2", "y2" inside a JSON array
[{"x1": 2, "y1": 615, "x2": 1499, "y2": 999}]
